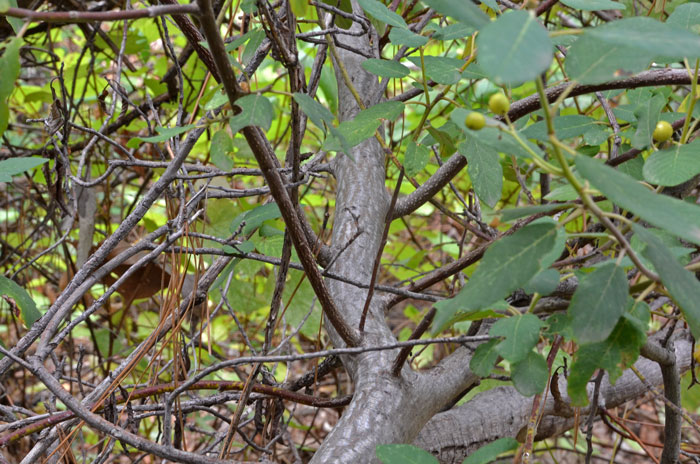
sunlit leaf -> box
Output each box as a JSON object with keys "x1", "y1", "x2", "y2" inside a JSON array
[
  {"x1": 0, "y1": 37, "x2": 21, "y2": 137},
  {"x1": 0, "y1": 276, "x2": 42, "y2": 328}
]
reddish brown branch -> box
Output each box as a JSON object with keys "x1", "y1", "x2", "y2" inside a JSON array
[
  {"x1": 391, "y1": 307, "x2": 436, "y2": 376},
  {"x1": 3, "y1": 4, "x2": 200, "y2": 22},
  {"x1": 196, "y1": 0, "x2": 359, "y2": 346}
]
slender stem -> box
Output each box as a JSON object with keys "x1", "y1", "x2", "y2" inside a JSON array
[{"x1": 534, "y1": 76, "x2": 659, "y2": 282}]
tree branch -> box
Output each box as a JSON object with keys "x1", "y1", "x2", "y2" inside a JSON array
[
  {"x1": 195, "y1": 0, "x2": 359, "y2": 347},
  {"x1": 4, "y1": 4, "x2": 200, "y2": 22}
]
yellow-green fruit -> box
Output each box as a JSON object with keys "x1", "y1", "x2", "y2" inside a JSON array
[
  {"x1": 465, "y1": 112, "x2": 486, "y2": 130},
  {"x1": 652, "y1": 120, "x2": 673, "y2": 143},
  {"x1": 488, "y1": 92, "x2": 510, "y2": 116}
]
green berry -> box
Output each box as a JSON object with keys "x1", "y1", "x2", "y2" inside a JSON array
[
  {"x1": 652, "y1": 120, "x2": 673, "y2": 143},
  {"x1": 465, "y1": 112, "x2": 486, "y2": 130},
  {"x1": 488, "y1": 92, "x2": 510, "y2": 116}
]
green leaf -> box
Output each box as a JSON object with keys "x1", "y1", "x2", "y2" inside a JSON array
[
  {"x1": 631, "y1": 93, "x2": 665, "y2": 149},
  {"x1": 565, "y1": 37, "x2": 649, "y2": 84},
  {"x1": 406, "y1": 56, "x2": 464, "y2": 85},
  {"x1": 480, "y1": 0, "x2": 499, "y2": 11},
  {"x1": 522, "y1": 115, "x2": 599, "y2": 142},
  {"x1": 575, "y1": 155, "x2": 700, "y2": 245},
  {"x1": 230, "y1": 203, "x2": 282, "y2": 235},
  {"x1": 242, "y1": 28, "x2": 266, "y2": 66},
  {"x1": 633, "y1": 224, "x2": 700, "y2": 340},
  {"x1": 0, "y1": 275, "x2": 42, "y2": 328},
  {"x1": 425, "y1": 125, "x2": 457, "y2": 158},
  {"x1": 560, "y1": 0, "x2": 625, "y2": 10},
  {"x1": 433, "y1": 222, "x2": 560, "y2": 333},
  {"x1": 293, "y1": 93, "x2": 335, "y2": 131},
  {"x1": 499, "y1": 203, "x2": 573, "y2": 222},
  {"x1": 3, "y1": 0, "x2": 22, "y2": 33},
  {"x1": 470, "y1": 338, "x2": 500, "y2": 377},
  {"x1": 459, "y1": 138, "x2": 502, "y2": 208},
  {"x1": 588, "y1": 17, "x2": 700, "y2": 61},
  {"x1": 210, "y1": 130, "x2": 233, "y2": 171},
  {"x1": 667, "y1": 3, "x2": 700, "y2": 34},
  {"x1": 491, "y1": 314, "x2": 544, "y2": 363},
  {"x1": 225, "y1": 29, "x2": 255, "y2": 52},
  {"x1": 204, "y1": 90, "x2": 229, "y2": 111},
  {"x1": 405, "y1": 141, "x2": 430, "y2": 177},
  {"x1": 0, "y1": 38, "x2": 20, "y2": 100},
  {"x1": 567, "y1": 299, "x2": 647, "y2": 405},
  {"x1": 430, "y1": 23, "x2": 475, "y2": 40},
  {"x1": 0, "y1": 157, "x2": 49, "y2": 183},
  {"x1": 511, "y1": 351, "x2": 548, "y2": 396},
  {"x1": 421, "y1": 0, "x2": 489, "y2": 29},
  {"x1": 356, "y1": 101, "x2": 405, "y2": 122},
  {"x1": 0, "y1": 37, "x2": 21, "y2": 137},
  {"x1": 376, "y1": 444, "x2": 438, "y2": 464},
  {"x1": 140, "y1": 124, "x2": 196, "y2": 143},
  {"x1": 361, "y1": 59, "x2": 410, "y2": 78},
  {"x1": 323, "y1": 102, "x2": 404, "y2": 151},
  {"x1": 229, "y1": 94, "x2": 274, "y2": 133},
  {"x1": 357, "y1": 0, "x2": 408, "y2": 29},
  {"x1": 524, "y1": 268, "x2": 560, "y2": 296},
  {"x1": 462, "y1": 438, "x2": 519, "y2": 464},
  {"x1": 476, "y1": 11, "x2": 553, "y2": 85},
  {"x1": 294, "y1": 93, "x2": 335, "y2": 132},
  {"x1": 643, "y1": 139, "x2": 700, "y2": 186},
  {"x1": 568, "y1": 262, "x2": 627, "y2": 344},
  {"x1": 388, "y1": 27, "x2": 428, "y2": 47}
]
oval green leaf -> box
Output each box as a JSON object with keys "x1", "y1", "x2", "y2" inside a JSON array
[
  {"x1": 476, "y1": 11, "x2": 553, "y2": 85},
  {"x1": 361, "y1": 59, "x2": 410, "y2": 78},
  {"x1": 568, "y1": 262, "x2": 628, "y2": 344},
  {"x1": 643, "y1": 139, "x2": 700, "y2": 186}
]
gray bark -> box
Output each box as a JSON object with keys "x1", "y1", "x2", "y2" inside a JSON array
[
  {"x1": 310, "y1": 4, "x2": 480, "y2": 462},
  {"x1": 416, "y1": 334, "x2": 693, "y2": 463}
]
